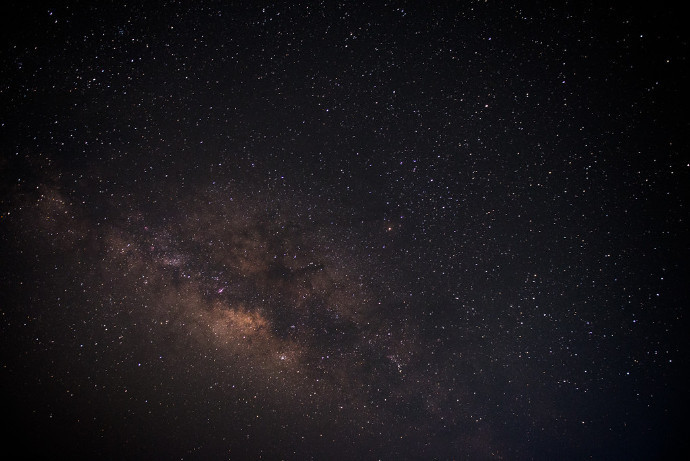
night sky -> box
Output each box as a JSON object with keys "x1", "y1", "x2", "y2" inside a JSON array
[{"x1": 1, "y1": 2, "x2": 688, "y2": 460}]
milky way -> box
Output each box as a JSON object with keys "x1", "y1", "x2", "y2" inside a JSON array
[
  {"x1": 1, "y1": 2, "x2": 687, "y2": 460},
  {"x1": 11, "y1": 182, "x2": 480, "y2": 457}
]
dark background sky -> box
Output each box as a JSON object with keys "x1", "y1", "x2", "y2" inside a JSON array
[{"x1": 1, "y1": 1, "x2": 688, "y2": 459}]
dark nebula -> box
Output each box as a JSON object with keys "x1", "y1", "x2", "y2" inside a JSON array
[{"x1": 1, "y1": 2, "x2": 687, "y2": 460}]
